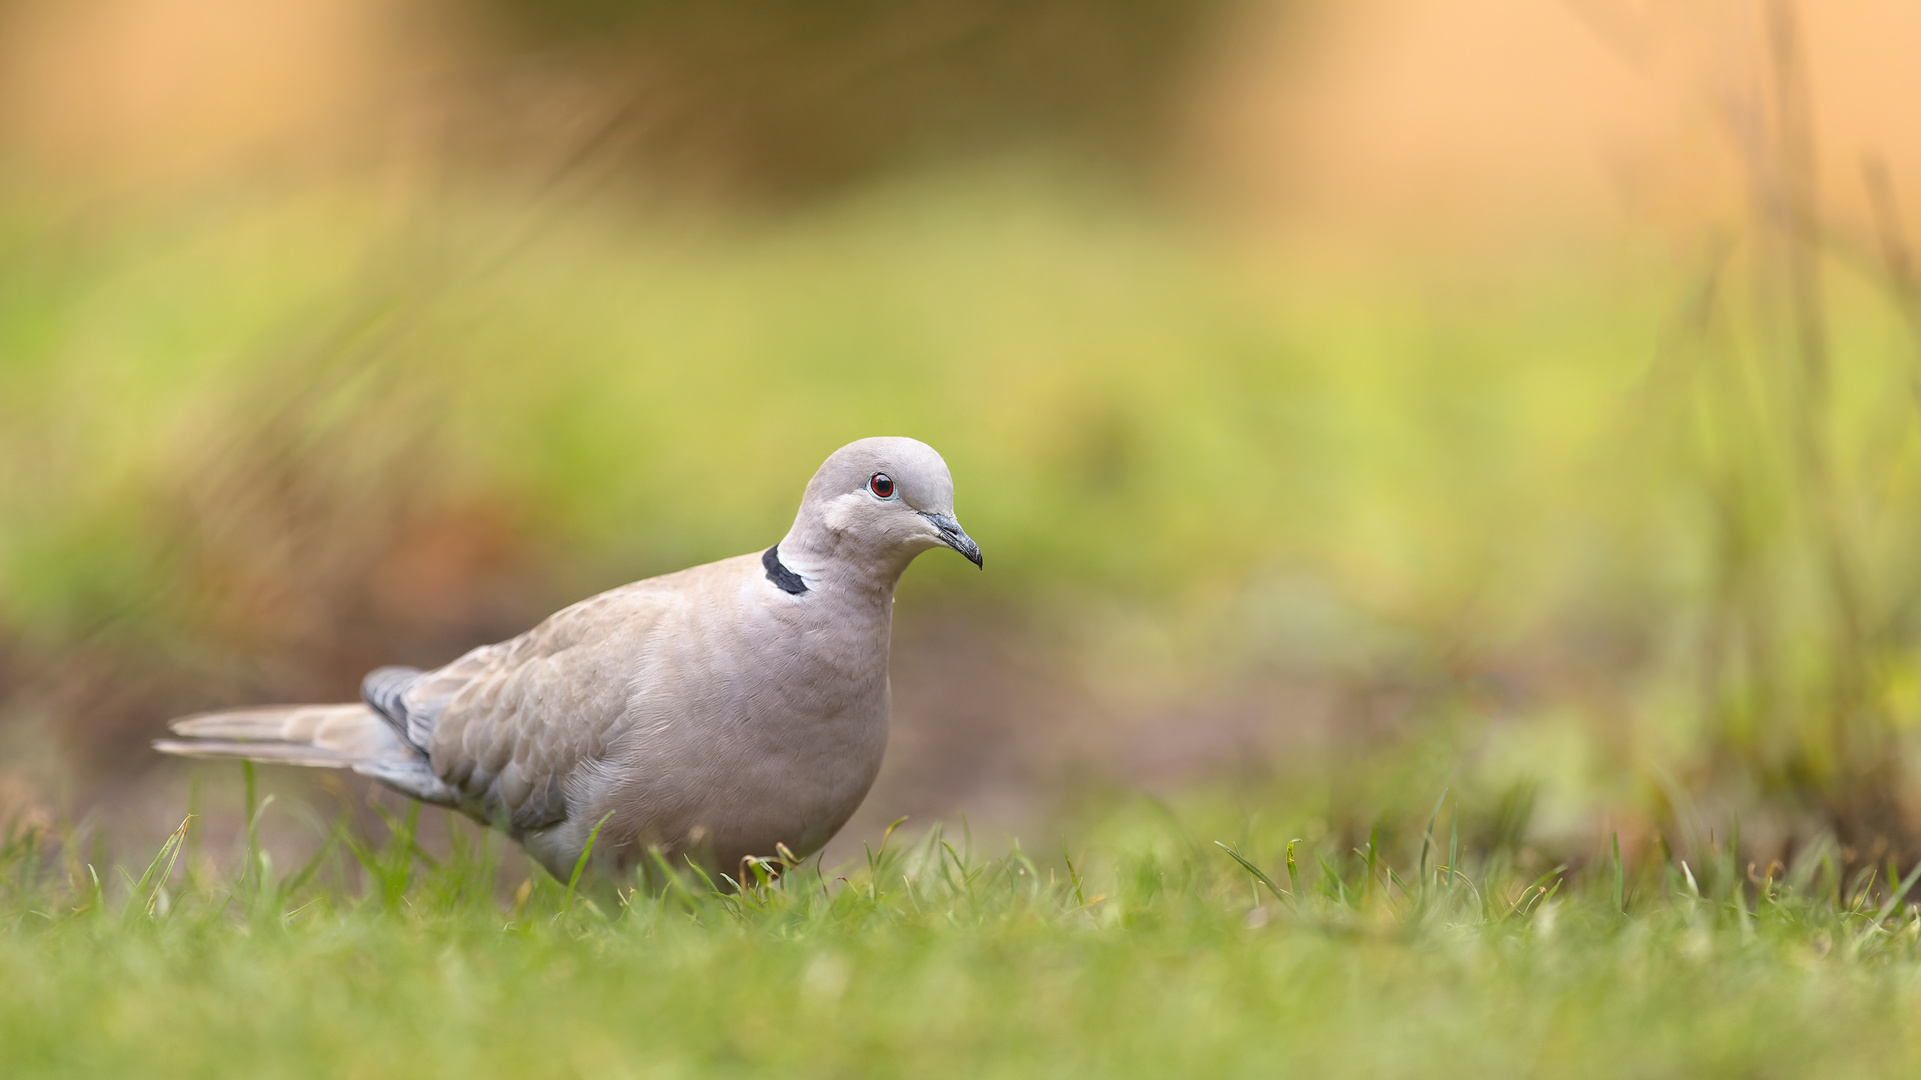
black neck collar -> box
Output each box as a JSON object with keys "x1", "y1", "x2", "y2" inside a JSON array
[{"x1": 763, "y1": 545, "x2": 808, "y2": 594}]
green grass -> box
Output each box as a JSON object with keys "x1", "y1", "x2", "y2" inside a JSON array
[{"x1": 7, "y1": 789, "x2": 1921, "y2": 1078}]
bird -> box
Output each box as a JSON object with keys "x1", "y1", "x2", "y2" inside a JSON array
[{"x1": 154, "y1": 436, "x2": 982, "y2": 883}]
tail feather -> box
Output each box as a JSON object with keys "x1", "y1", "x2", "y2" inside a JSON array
[
  {"x1": 160, "y1": 704, "x2": 408, "y2": 762},
  {"x1": 150, "y1": 738, "x2": 361, "y2": 767},
  {"x1": 155, "y1": 703, "x2": 459, "y2": 805}
]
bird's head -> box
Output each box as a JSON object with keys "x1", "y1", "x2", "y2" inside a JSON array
[{"x1": 782, "y1": 437, "x2": 982, "y2": 581}]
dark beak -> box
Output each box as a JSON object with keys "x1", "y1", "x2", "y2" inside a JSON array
[{"x1": 922, "y1": 513, "x2": 983, "y2": 568}]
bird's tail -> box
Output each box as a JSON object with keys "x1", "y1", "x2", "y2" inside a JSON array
[
  {"x1": 154, "y1": 704, "x2": 411, "y2": 766},
  {"x1": 154, "y1": 704, "x2": 454, "y2": 805}
]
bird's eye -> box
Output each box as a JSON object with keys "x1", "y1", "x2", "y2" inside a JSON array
[{"x1": 869, "y1": 473, "x2": 896, "y2": 499}]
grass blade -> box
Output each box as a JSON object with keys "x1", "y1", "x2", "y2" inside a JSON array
[
  {"x1": 1215, "y1": 841, "x2": 1289, "y2": 903},
  {"x1": 1874, "y1": 859, "x2": 1921, "y2": 925},
  {"x1": 1611, "y1": 832, "x2": 1625, "y2": 915},
  {"x1": 562, "y1": 811, "x2": 617, "y2": 918},
  {"x1": 125, "y1": 815, "x2": 191, "y2": 924},
  {"x1": 1419, "y1": 789, "x2": 1449, "y2": 899},
  {"x1": 242, "y1": 761, "x2": 259, "y2": 899}
]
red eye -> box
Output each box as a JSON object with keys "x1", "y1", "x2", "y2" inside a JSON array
[{"x1": 869, "y1": 473, "x2": 895, "y2": 498}]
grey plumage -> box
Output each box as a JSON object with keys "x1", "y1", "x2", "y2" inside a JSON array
[{"x1": 154, "y1": 437, "x2": 982, "y2": 881}]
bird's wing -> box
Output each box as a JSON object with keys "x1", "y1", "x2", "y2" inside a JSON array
[{"x1": 399, "y1": 576, "x2": 691, "y2": 833}]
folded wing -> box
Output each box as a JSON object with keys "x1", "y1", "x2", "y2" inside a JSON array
[{"x1": 381, "y1": 582, "x2": 672, "y2": 834}]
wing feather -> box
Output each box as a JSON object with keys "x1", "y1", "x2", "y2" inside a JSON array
[{"x1": 401, "y1": 580, "x2": 675, "y2": 833}]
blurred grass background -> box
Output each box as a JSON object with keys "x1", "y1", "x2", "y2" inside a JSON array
[{"x1": 5, "y1": 0, "x2": 1921, "y2": 883}]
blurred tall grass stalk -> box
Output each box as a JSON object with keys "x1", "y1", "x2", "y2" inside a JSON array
[{"x1": 1650, "y1": 0, "x2": 1921, "y2": 850}]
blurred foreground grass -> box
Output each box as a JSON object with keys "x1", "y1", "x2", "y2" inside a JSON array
[{"x1": 8, "y1": 787, "x2": 1921, "y2": 1078}]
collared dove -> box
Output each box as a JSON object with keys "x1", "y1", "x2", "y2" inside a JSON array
[{"x1": 154, "y1": 437, "x2": 982, "y2": 881}]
